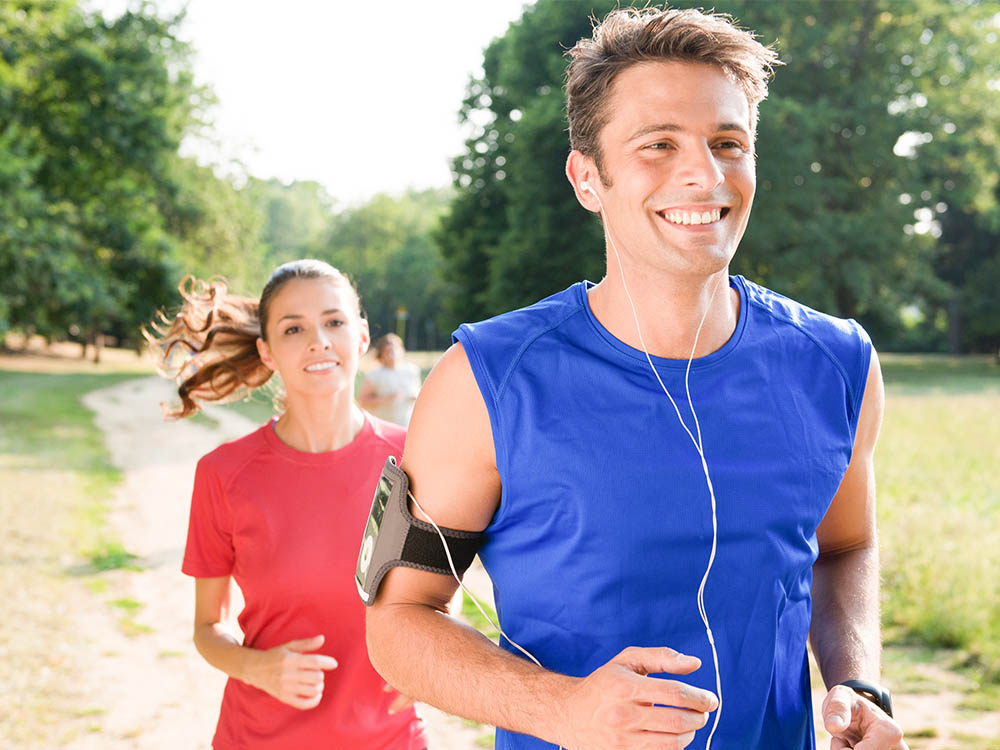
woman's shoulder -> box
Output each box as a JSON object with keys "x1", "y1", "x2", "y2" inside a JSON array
[
  {"x1": 197, "y1": 422, "x2": 273, "y2": 478},
  {"x1": 363, "y1": 413, "x2": 407, "y2": 455}
]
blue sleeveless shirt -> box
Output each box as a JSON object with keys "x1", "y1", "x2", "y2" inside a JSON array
[{"x1": 453, "y1": 277, "x2": 872, "y2": 750}]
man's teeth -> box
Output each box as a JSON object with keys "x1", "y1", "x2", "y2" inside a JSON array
[
  {"x1": 305, "y1": 362, "x2": 338, "y2": 372},
  {"x1": 663, "y1": 208, "x2": 723, "y2": 225}
]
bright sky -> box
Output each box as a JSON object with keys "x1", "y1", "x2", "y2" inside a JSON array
[{"x1": 88, "y1": 0, "x2": 533, "y2": 205}]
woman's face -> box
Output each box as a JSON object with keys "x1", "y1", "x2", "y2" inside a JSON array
[{"x1": 256, "y1": 277, "x2": 369, "y2": 399}]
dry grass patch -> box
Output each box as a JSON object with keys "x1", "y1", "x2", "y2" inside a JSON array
[{"x1": 0, "y1": 364, "x2": 144, "y2": 745}]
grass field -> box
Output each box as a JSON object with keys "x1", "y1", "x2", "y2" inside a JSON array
[
  {"x1": 876, "y1": 355, "x2": 1000, "y2": 687},
  {"x1": 0, "y1": 346, "x2": 997, "y2": 746},
  {"x1": 0, "y1": 359, "x2": 149, "y2": 746}
]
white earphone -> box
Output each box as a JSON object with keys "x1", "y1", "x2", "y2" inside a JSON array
[
  {"x1": 582, "y1": 173, "x2": 725, "y2": 748},
  {"x1": 422, "y1": 171, "x2": 724, "y2": 749}
]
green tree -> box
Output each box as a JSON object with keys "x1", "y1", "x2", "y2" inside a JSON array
[
  {"x1": 437, "y1": 0, "x2": 999, "y2": 353},
  {"x1": 893, "y1": 2, "x2": 1000, "y2": 355},
  {"x1": 715, "y1": 0, "x2": 998, "y2": 351},
  {"x1": 322, "y1": 189, "x2": 451, "y2": 350},
  {"x1": 436, "y1": 0, "x2": 606, "y2": 333},
  {"x1": 0, "y1": 0, "x2": 210, "y2": 356},
  {"x1": 159, "y1": 158, "x2": 269, "y2": 298}
]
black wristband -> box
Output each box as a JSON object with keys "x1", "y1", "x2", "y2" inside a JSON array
[{"x1": 839, "y1": 679, "x2": 893, "y2": 717}]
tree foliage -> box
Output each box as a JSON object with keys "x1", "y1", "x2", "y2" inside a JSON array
[
  {"x1": 436, "y1": 0, "x2": 1000, "y2": 354},
  {"x1": 0, "y1": 0, "x2": 209, "y2": 352},
  {"x1": 321, "y1": 189, "x2": 451, "y2": 351},
  {"x1": 0, "y1": 0, "x2": 453, "y2": 356},
  {"x1": 436, "y1": 0, "x2": 605, "y2": 333}
]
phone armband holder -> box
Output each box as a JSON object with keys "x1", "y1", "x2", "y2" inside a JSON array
[{"x1": 356, "y1": 457, "x2": 484, "y2": 605}]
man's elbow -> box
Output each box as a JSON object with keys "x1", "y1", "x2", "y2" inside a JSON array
[
  {"x1": 365, "y1": 602, "x2": 393, "y2": 679},
  {"x1": 817, "y1": 534, "x2": 879, "y2": 561}
]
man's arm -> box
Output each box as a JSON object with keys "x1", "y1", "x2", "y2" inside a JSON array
[
  {"x1": 812, "y1": 350, "x2": 906, "y2": 748},
  {"x1": 365, "y1": 343, "x2": 718, "y2": 750}
]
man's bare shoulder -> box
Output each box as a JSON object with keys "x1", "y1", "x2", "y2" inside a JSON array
[{"x1": 401, "y1": 342, "x2": 501, "y2": 531}]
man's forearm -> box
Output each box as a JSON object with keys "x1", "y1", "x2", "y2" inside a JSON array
[
  {"x1": 809, "y1": 544, "x2": 882, "y2": 688},
  {"x1": 366, "y1": 602, "x2": 572, "y2": 744}
]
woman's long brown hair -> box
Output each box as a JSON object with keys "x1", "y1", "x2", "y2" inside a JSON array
[{"x1": 145, "y1": 260, "x2": 358, "y2": 419}]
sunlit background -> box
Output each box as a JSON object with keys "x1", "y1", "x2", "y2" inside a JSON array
[{"x1": 2, "y1": 2, "x2": 999, "y2": 748}]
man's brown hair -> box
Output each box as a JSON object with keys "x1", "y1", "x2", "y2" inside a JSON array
[{"x1": 566, "y1": 6, "x2": 781, "y2": 180}]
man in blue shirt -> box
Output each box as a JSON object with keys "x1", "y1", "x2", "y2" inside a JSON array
[{"x1": 366, "y1": 6, "x2": 907, "y2": 749}]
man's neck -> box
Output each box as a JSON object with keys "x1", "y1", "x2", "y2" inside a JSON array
[{"x1": 587, "y1": 268, "x2": 739, "y2": 360}]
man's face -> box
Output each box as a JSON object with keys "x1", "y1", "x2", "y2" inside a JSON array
[{"x1": 590, "y1": 61, "x2": 756, "y2": 279}]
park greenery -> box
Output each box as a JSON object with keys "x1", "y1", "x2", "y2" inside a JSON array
[
  {"x1": 1, "y1": 353, "x2": 997, "y2": 747},
  {"x1": 1, "y1": 0, "x2": 997, "y2": 359},
  {"x1": 0, "y1": 0, "x2": 451, "y2": 355},
  {"x1": 439, "y1": 0, "x2": 1000, "y2": 355}
]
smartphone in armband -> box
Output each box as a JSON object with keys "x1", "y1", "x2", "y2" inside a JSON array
[{"x1": 355, "y1": 457, "x2": 484, "y2": 605}]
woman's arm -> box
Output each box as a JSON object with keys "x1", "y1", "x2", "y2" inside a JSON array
[{"x1": 193, "y1": 576, "x2": 338, "y2": 710}]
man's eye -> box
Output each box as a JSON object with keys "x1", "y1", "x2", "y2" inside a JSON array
[
  {"x1": 646, "y1": 141, "x2": 674, "y2": 150},
  {"x1": 714, "y1": 140, "x2": 745, "y2": 151}
]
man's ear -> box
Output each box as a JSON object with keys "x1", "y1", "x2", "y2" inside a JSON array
[
  {"x1": 566, "y1": 150, "x2": 601, "y2": 212},
  {"x1": 256, "y1": 337, "x2": 277, "y2": 372}
]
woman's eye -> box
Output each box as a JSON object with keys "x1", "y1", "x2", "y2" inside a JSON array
[
  {"x1": 283, "y1": 325, "x2": 301, "y2": 335},
  {"x1": 326, "y1": 319, "x2": 344, "y2": 327}
]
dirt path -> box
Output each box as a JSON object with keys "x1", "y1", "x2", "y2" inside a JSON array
[{"x1": 72, "y1": 376, "x2": 491, "y2": 749}]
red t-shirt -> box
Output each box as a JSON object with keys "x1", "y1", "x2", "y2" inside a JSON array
[{"x1": 183, "y1": 415, "x2": 426, "y2": 750}]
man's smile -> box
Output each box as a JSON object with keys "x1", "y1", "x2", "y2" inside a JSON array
[{"x1": 655, "y1": 205, "x2": 732, "y2": 228}]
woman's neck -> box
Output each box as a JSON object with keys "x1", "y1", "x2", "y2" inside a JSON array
[{"x1": 273, "y1": 390, "x2": 364, "y2": 453}]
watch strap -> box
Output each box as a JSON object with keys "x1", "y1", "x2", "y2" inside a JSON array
[{"x1": 839, "y1": 679, "x2": 893, "y2": 718}]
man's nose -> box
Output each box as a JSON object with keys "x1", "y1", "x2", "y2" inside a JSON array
[{"x1": 675, "y1": 142, "x2": 724, "y2": 191}]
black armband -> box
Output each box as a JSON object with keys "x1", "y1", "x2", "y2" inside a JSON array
[{"x1": 355, "y1": 457, "x2": 484, "y2": 605}]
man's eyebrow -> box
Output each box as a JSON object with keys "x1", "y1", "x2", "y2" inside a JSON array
[
  {"x1": 276, "y1": 308, "x2": 342, "y2": 322},
  {"x1": 627, "y1": 122, "x2": 751, "y2": 141},
  {"x1": 627, "y1": 123, "x2": 682, "y2": 141},
  {"x1": 716, "y1": 122, "x2": 751, "y2": 137}
]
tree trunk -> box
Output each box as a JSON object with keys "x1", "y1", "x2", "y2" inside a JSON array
[
  {"x1": 92, "y1": 332, "x2": 104, "y2": 364},
  {"x1": 835, "y1": 284, "x2": 858, "y2": 321},
  {"x1": 849, "y1": 0, "x2": 878, "y2": 83},
  {"x1": 948, "y1": 297, "x2": 962, "y2": 354}
]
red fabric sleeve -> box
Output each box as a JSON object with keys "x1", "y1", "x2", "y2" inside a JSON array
[{"x1": 182, "y1": 454, "x2": 235, "y2": 578}]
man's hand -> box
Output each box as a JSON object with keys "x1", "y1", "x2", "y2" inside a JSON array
[
  {"x1": 241, "y1": 634, "x2": 339, "y2": 710},
  {"x1": 822, "y1": 685, "x2": 908, "y2": 749},
  {"x1": 556, "y1": 646, "x2": 718, "y2": 750}
]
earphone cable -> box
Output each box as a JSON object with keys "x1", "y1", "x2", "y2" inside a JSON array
[
  {"x1": 590, "y1": 185, "x2": 724, "y2": 749},
  {"x1": 408, "y1": 491, "x2": 567, "y2": 750}
]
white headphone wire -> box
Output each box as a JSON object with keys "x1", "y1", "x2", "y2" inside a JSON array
[
  {"x1": 405, "y1": 182, "x2": 724, "y2": 750},
  {"x1": 408, "y1": 491, "x2": 567, "y2": 750},
  {"x1": 588, "y1": 184, "x2": 724, "y2": 749},
  {"x1": 408, "y1": 491, "x2": 543, "y2": 668}
]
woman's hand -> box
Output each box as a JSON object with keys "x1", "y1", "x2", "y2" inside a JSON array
[
  {"x1": 241, "y1": 634, "x2": 339, "y2": 710},
  {"x1": 384, "y1": 682, "x2": 417, "y2": 714}
]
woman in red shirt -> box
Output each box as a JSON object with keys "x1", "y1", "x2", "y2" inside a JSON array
[{"x1": 148, "y1": 259, "x2": 426, "y2": 749}]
